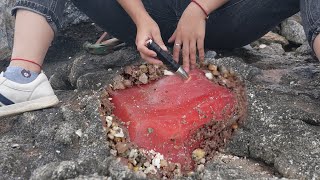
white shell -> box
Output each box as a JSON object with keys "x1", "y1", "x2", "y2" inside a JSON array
[{"x1": 205, "y1": 72, "x2": 213, "y2": 80}]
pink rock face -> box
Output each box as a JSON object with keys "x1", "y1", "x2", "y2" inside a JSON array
[{"x1": 111, "y1": 69, "x2": 236, "y2": 169}]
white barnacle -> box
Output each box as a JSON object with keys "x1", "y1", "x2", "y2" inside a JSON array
[
  {"x1": 106, "y1": 116, "x2": 113, "y2": 128},
  {"x1": 205, "y1": 72, "x2": 213, "y2": 80},
  {"x1": 113, "y1": 126, "x2": 125, "y2": 138}
]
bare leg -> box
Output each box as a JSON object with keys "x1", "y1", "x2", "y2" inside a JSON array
[
  {"x1": 10, "y1": 10, "x2": 54, "y2": 73},
  {"x1": 313, "y1": 34, "x2": 320, "y2": 60}
]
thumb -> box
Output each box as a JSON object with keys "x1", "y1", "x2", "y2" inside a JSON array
[
  {"x1": 152, "y1": 31, "x2": 168, "y2": 51},
  {"x1": 168, "y1": 30, "x2": 176, "y2": 43}
]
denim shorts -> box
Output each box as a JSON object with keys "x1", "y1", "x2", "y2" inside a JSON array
[
  {"x1": 12, "y1": 0, "x2": 66, "y2": 35},
  {"x1": 11, "y1": 0, "x2": 320, "y2": 51}
]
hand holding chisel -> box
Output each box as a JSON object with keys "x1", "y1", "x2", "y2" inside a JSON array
[{"x1": 146, "y1": 39, "x2": 189, "y2": 80}]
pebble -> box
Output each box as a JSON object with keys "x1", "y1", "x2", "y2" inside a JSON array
[
  {"x1": 133, "y1": 166, "x2": 139, "y2": 172},
  {"x1": 259, "y1": 44, "x2": 267, "y2": 49},
  {"x1": 208, "y1": 64, "x2": 218, "y2": 71},
  {"x1": 147, "y1": 128, "x2": 154, "y2": 134},
  {"x1": 205, "y1": 50, "x2": 217, "y2": 59},
  {"x1": 113, "y1": 126, "x2": 125, "y2": 138},
  {"x1": 106, "y1": 116, "x2": 113, "y2": 128},
  {"x1": 152, "y1": 153, "x2": 164, "y2": 169},
  {"x1": 187, "y1": 171, "x2": 195, "y2": 176},
  {"x1": 115, "y1": 142, "x2": 128, "y2": 154},
  {"x1": 218, "y1": 66, "x2": 229, "y2": 77},
  {"x1": 205, "y1": 72, "x2": 213, "y2": 80},
  {"x1": 160, "y1": 160, "x2": 168, "y2": 167},
  {"x1": 75, "y1": 129, "x2": 83, "y2": 137},
  {"x1": 144, "y1": 161, "x2": 150, "y2": 167},
  {"x1": 11, "y1": 144, "x2": 20, "y2": 149},
  {"x1": 144, "y1": 165, "x2": 157, "y2": 174},
  {"x1": 123, "y1": 79, "x2": 132, "y2": 87},
  {"x1": 139, "y1": 73, "x2": 149, "y2": 84},
  {"x1": 107, "y1": 133, "x2": 114, "y2": 140},
  {"x1": 139, "y1": 64, "x2": 148, "y2": 73},
  {"x1": 192, "y1": 149, "x2": 206, "y2": 161},
  {"x1": 200, "y1": 158, "x2": 206, "y2": 164},
  {"x1": 129, "y1": 149, "x2": 138, "y2": 159},
  {"x1": 110, "y1": 149, "x2": 117, "y2": 156},
  {"x1": 196, "y1": 164, "x2": 205, "y2": 172}
]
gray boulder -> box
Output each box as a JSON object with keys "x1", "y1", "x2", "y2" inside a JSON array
[
  {"x1": 0, "y1": 0, "x2": 15, "y2": 61},
  {"x1": 281, "y1": 19, "x2": 307, "y2": 45}
]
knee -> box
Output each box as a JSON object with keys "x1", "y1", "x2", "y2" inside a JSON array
[
  {"x1": 300, "y1": 0, "x2": 320, "y2": 57},
  {"x1": 313, "y1": 33, "x2": 320, "y2": 60}
]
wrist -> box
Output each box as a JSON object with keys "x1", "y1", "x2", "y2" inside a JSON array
[
  {"x1": 187, "y1": 2, "x2": 208, "y2": 20},
  {"x1": 190, "y1": 0, "x2": 209, "y2": 19},
  {"x1": 133, "y1": 12, "x2": 153, "y2": 27}
]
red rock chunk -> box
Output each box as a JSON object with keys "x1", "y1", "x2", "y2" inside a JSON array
[{"x1": 111, "y1": 69, "x2": 236, "y2": 169}]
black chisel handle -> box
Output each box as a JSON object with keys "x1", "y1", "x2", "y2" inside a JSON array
[{"x1": 146, "y1": 39, "x2": 180, "y2": 72}]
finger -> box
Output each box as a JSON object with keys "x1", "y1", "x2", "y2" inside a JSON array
[
  {"x1": 141, "y1": 53, "x2": 163, "y2": 65},
  {"x1": 173, "y1": 39, "x2": 182, "y2": 63},
  {"x1": 152, "y1": 31, "x2": 168, "y2": 51},
  {"x1": 189, "y1": 39, "x2": 197, "y2": 69},
  {"x1": 168, "y1": 30, "x2": 177, "y2": 43},
  {"x1": 182, "y1": 40, "x2": 190, "y2": 72},
  {"x1": 137, "y1": 43, "x2": 157, "y2": 57},
  {"x1": 197, "y1": 37, "x2": 205, "y2": 63}
]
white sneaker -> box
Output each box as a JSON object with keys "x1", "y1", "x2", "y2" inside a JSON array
[{"x1": 0, "y1": 72, "x2": 59, "y2": 117}]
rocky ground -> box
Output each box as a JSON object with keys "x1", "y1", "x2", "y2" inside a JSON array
[{"x1": 1, "y1": 1, "x2": 320, "y2": 180}]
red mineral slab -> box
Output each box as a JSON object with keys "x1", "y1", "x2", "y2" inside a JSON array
[{"x1": 110, "y1": 69, "x2": 237, "y2": 169}]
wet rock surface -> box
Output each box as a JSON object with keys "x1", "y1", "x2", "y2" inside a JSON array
[
  {"x1": 0, "y1": 11, "x2": 320, "y2": 180},
  {"x1": 0, "y1": 0, "x2": 15, "y2": 61}
]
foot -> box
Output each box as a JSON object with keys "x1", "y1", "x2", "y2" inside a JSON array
[{"x1": 0, "y1": 72, "x2": 59, "y2": 117}]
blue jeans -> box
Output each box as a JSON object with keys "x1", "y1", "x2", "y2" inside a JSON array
[{"x1": 11, "y1": 0, "x2": 318, "y2": 50}]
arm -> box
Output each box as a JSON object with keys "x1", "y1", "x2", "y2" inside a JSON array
[
  {"x1": 116, "y1": 0, "x2": 150, "y2": 27},
  {"x1": 117, "y1": 0, "x2": 167, "y2": 64},
  {"x1": 169, "y1": 0, "x2": 229, "y2": 72}
]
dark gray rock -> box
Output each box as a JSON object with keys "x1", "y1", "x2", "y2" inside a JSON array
[
  {"x1": 205, "y1": 57, "x2": 262, "y2": 81},
  {"x1": 281, "y1": 19, "x2": 307, "y2": 45},
  {"x1": 51, "y1": 161, "x2": 79, "y2": 179},
  {"x1": 30, "y1": 162, "x2": 60, "y2": 180},
  {"x1": 48, "y1": 47, "x2": 141, "y2": 90},
  {"x1": 205, "y1": 50, "x2": 217, "y2": 59},
  {"x1": 76, "y1": 70, "x2": 116, "y2": 90},
  {"x1": 61, "y1": 1, "x2": 90, "y2": 28},
  {"x1": 0, "y1": 91, "x2": 113, "y2": 179},
  {"x1": 295, "y1": 41, "x2": 313, "y2": 56},
  {"x1": 258, "y1": 43, "x2": 285, "y2": 55},
  {"x1": 0, "y1": 0, "x2": 15, "y2": 61}
]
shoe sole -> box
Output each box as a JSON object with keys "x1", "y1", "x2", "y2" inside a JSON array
[{"x1": 0, "y1": 95, "x2": 59, "y2": 118}]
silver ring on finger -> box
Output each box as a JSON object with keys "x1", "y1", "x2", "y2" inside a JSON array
[{"x1": 175, "y1": 43, "x2": 182, "y2": 48}]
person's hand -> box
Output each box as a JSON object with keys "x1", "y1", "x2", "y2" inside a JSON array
[
  {"x1": 135, "y1": 17, "x2": 167, "y2": 65},
  {"x1": 168, "y1": 3, "x2": 207, "y2": 72}
]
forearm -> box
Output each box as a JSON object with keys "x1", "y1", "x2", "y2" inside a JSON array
[{"x1": 117, "y1": 0, "x2": 151, "y2": 26}]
